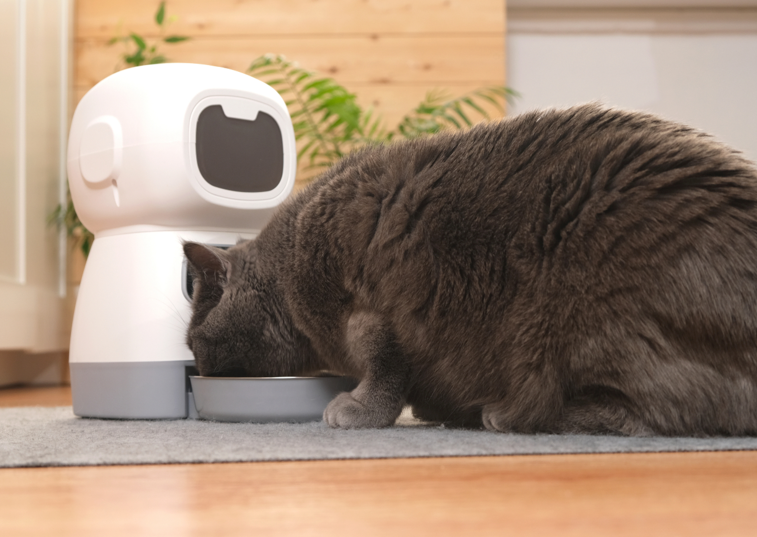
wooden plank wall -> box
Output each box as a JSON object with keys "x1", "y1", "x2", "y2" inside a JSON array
[{"x1": 74, "y1": 0, "x2": 506, "y2": 182}]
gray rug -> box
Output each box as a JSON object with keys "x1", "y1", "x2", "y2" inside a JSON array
[{"x1": 2, "y1": 406, "x2": 757, "y2": 468}]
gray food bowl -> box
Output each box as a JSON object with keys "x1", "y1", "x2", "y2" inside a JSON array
[{"x1": 189, "y1": 375, "x2": 358, "y2": 423}]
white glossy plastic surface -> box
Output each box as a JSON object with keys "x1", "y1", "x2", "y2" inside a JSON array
[
  {"x1": 79, "y1": 116, "x2": 122, "y2": 186},
  {"x1": 67, "y1": 64, "x2": 297, "y2": 418},
  {"x1": 67, "y1": 63, "x2": 297, "y2": 234},
  {"x1": 69, "y1": 230, "x2": 249, "y2": 365}
]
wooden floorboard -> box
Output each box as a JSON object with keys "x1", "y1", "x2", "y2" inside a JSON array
[
  {"x1": 0, "y1": 385, "x2": 72, "y2": 407},
  {"x1": 2, "y1": 386, "x2": 757, "y2": 536}
]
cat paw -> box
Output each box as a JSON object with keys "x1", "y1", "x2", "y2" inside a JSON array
[
  {"x1": 323, "y1": 392, "x2": 397, "y2": 429},
  {"x1": 481, "y1": 405, "x2": 515, "y2": 433}
]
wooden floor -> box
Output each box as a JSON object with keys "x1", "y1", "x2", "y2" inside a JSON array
[{"x1": 2, "y1": 386, "x2": 757, "y2": 536}]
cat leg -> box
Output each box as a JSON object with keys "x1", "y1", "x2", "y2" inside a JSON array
[
  {"x1": 555, "y1": 386, "x2": 654, "y2": 436},
  {"x1": 323, "y1": 311, "x2": 409, "y2": 428},
  {"x1": 481, "y1": 363, "x2": 563, "y2": 433}
]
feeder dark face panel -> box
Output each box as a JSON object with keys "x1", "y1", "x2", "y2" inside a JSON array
[{"x1": 195, "y1": 105, "x2": 284, "y2": 193}]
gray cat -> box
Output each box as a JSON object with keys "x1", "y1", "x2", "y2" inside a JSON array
[{"x1": 184, "y1": 103, "x2": 757, "y2": 436}]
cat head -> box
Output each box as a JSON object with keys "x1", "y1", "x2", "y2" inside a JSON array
[{"x1": 183, "y1": 241, "x2": 301, "y2": 377}]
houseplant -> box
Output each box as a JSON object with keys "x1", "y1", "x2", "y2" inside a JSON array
[{"x1": 54, "y1": 2, "x2": 517, "y2": 257}]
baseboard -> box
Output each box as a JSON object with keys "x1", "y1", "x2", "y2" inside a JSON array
[{"x1": 0, "y1": 350, "x2": 69, "y2": 388}]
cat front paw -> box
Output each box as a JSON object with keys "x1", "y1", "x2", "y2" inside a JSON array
[{"x1": 323, "y1": 392, "x2": 397, "y2": 429}]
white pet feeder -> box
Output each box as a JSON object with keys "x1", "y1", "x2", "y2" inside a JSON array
[{"x1": 67, "y1": 63, "x2": 297, "y2": 419}]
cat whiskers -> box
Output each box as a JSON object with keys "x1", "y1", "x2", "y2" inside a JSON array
[{"x1": 152, "y1": 294, "x2": 192, "y2": 336}]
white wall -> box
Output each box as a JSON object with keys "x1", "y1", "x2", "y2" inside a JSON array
[{"x1": 507, "y1": 4, "x2": 757, "y2": 160}]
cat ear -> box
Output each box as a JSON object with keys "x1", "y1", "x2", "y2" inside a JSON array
[{"x1": 183, "y1": 242, "x2": 231, "y2": 287}]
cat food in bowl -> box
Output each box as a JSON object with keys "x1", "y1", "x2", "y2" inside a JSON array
[{"x1": 189, "y1": 375, "x2": 358, "y2": 423}]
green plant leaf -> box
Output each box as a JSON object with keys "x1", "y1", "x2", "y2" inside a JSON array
[
  {"x1": 81, "y1": 234, "x2": 93, "y2": 257},
  {"x1": 451, "y1": 102, "x2": 473, "y2": 126},
  {"x1": 461, "y1": 97, "x2": 487, "y2": 118},
  {"x1": 149, "y1": 55, "x2": 167, "y2": 64},
  {"x1": 302, "y1": 79, "x2": 334, "y2": 93},
  {"x1": 245, "y1": 53, "x2": 518, "y2": 175},
  {"x1": 130, "y1": 33, "x2": 146, "y2": 50},
  {"x1": 289, "y1": 109, "x2": 309, "y2": 119},
  {"x1": 394, "y1": 85, "x2": 516, "y2": 139},
  {"x1": 250, "y1": 68, "x2": 284, "y2": 78},
  {"x1": 125, "y1": 49, "x2": 146, "y2": 66},
  {"x1": 164, "y1": 35, "x2": 189, "y2": 43},
  {"x1": 48, "y1": 188, "x2": 94, "y2": 258},
  {"x1": 155, "y1": 1, "x2": 166, "y2": 26},
  {"x1": 262, "y1": 78, "x2": 287, "y2": 87},
  {"x1": 297, "y1": 139, "x2": 318, "y2": 159},
  {"x1": 293, "y1": 72, "x2": 311, "y2": 85}
]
